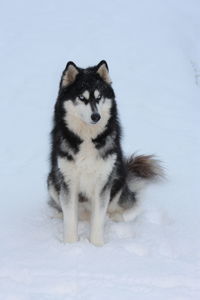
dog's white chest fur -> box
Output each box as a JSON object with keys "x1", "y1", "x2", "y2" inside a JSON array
[{"x1": 58, "y1": 139, "x2": 116, "y2": 198}]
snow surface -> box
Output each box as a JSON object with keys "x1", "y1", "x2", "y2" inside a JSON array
[{"x1": 0, "y1": 0, "x2": 200, "y2": 299}]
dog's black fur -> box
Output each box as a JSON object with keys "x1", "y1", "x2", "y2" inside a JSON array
[
  {"x1": 48, "y1": 60, "x2": 162, "y2": 224},
  {"x1": 48, "y1": 61, "x2": 135, "y2": 208}
]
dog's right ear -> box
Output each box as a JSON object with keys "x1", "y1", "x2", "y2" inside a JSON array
[
  {"x1": 96, "y1": 60, "x2": 112, "y2": 84},
  {"x1": 60, "y1": 62, "x2": 79, "y2": 88}
]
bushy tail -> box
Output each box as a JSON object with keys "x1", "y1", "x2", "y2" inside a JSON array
[{"x1": 125, "y1": 154, "x2": 164, "y2": 193}]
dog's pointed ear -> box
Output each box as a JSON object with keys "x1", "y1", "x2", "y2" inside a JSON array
[
  {"x1": 60, "y1": 61, "x2": 79, "y2": 88},
  {"x1": 96, "y1": 60, "x2": 112, "y2": 84}
]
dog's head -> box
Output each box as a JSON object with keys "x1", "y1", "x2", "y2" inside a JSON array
[{"x1": 57, "y1": 61, "x2": 115, "y2": 129}]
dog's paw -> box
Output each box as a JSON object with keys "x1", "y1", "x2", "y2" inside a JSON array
[
  {"x1": 50, "y1": 211, "x2": 63, "y2": 219},
  {"x1": 91, "y1": 239, "x2": 104, "y2": 247},
  {"x1": 90, "y1": 234, "x2": 104, "y2": 247}
]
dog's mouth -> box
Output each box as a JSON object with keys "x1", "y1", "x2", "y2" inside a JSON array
[{"x1": 90, "y1": 120, "x2": 100, "y2": 125}]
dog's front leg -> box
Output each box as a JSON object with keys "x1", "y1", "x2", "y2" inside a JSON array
[
  {"x1": 90, "y1": 190, "x2": 110, "y2": 246},
  {"x1": 60, "y1": 186, "x2": 78, "y2": 243}
]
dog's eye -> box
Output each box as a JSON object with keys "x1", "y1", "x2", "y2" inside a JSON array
[
  {"x1": 96, "y1": 94, "x2": 102, "y2": 100},
  {"x1": 79, "y1": 95, "x2": 85, "y2": 101}
]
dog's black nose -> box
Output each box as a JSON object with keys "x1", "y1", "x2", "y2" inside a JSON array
[{"x1": 91, "y1": 113, "x2": 101, "y2": 123}]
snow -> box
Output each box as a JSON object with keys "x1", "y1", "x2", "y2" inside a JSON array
[{"x1": 0, "y1": 0, "x2": 200, "y2": 299}]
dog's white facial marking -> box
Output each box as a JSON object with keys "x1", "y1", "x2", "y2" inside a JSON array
[
  {"x1": 82, "y1": 90, "x2": 90, "y2": 100},
  {"x1": 74, "y1": 100, "x2": 93, "y2": 124},
  {"x1": 64, "y1": 98, "x2": 112, "y2": 139},
  {"x1": 94, "y1": 90, "x2": 100, "y2": 99}
]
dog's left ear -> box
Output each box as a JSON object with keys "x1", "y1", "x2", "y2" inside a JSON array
[{"x1": 96, "y1": 60, "x2": 112, "y2": 84}]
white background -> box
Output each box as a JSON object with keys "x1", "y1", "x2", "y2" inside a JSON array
[{"x1": 0, "y1": 0, "x2": 200, "y2": 299}]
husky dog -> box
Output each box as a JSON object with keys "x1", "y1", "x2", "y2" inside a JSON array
[{"x1": 48, "y1": 60, "x2": 162, "y2": 246}]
